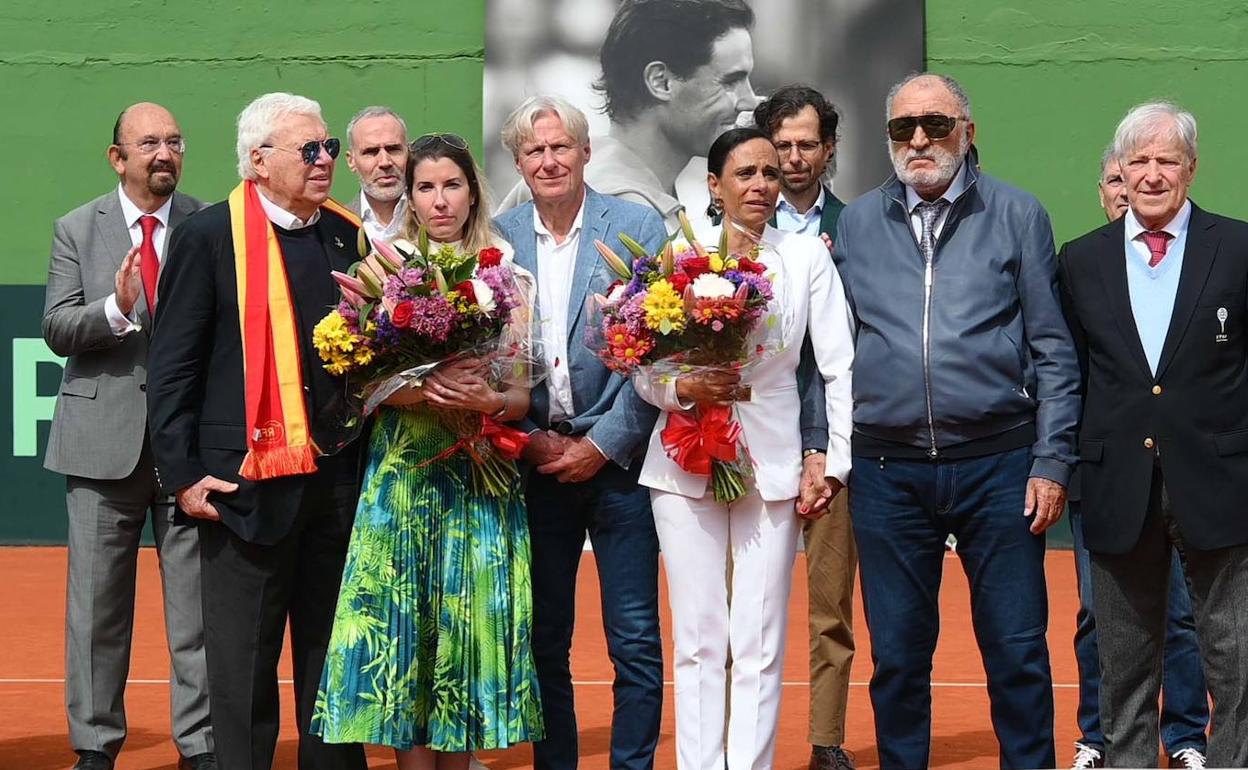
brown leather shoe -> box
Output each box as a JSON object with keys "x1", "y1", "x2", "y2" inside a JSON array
[{"x1": 810, "y1": 745, "x2": 857, "y2": 770}]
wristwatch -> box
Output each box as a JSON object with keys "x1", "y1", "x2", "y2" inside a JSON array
[{"x1": 802, "y1": 448, "x2": 824, "y2": 458}]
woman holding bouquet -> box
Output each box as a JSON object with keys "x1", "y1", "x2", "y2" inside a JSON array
[
  {"x1": 633, "y1": 128, "x2": 855, "y2": 770},
  {"x1": 313, "y1": 135, "x2": 543, "y2": 768}
]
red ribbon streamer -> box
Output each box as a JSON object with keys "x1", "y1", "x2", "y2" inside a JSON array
[
  {"x1": 660, "y1": 405, "x2": 742, "y2": 476},
  {"x1": 418, "y1": 415, "x2": 530, "y2": 468}
]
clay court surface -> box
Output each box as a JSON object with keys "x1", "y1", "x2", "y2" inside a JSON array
[{"x1": 0, "y1": 547, "x2": 1085, "y2": 769}]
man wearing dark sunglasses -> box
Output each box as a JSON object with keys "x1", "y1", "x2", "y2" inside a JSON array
[
  {"x1": 148, "y1": 92, "x2": 368, "y2": 770},
  {"x1": 831, "y1": 73, "x2": 1079, "y2": 770}
]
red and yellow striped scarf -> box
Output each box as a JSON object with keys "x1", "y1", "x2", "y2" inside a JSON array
[{"x1": 227, "y1": 180, "x2": 360, "y2": 481}]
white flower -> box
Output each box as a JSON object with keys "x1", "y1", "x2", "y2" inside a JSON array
[
  {"x1": 607, "y1": 283, "x2": 628, "y2": 302},
  {"x1": 469, "y1": 279, "x2": 496, "y2": 312},
  {"x1": 691, "y1": 273, "x2": 736, "y2": 299}
]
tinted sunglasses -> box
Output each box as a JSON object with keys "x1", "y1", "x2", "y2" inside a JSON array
[
  {"x1": 886, "y1": 114, "x2": 961, "y2": 142},
  {"x1": 411, "y1": 132, "x2": 469, "y2": 151},
  {"x1": 261, "y1": 137, "x2": 341, "y2": 164}
]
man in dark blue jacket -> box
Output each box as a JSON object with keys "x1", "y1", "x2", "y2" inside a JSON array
[{"x1": 833, "y1": 72, "x2": 1079, "y2": 770}]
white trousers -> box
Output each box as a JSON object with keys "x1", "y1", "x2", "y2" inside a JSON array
[{"x1": 651, "y1": 488, "x2": 800, "y2": 770}]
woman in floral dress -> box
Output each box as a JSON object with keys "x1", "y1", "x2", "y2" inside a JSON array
[{"x1": 313, "y1": 134, "x2": 543, "y2": 769}]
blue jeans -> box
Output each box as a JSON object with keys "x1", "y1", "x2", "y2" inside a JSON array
[
  {"x1": 524, "y1": 464, "x2": 663, "y2": 770},
  {"x1": 1068, "y1": 501, "x2": 1208, "y2": 753},
  {"x1": 850, "y1": 447, "x2": 1055, "y2": 770}
]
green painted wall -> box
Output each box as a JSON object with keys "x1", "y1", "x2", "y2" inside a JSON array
[
  {"x1": 0, "y1": 1, "x2": 484, "y2": 541},
  {"x1": 2, "y1": 1, "x2": 1244, "y2": 541},
  {"x1": 927, "y1": 1, "x2": 1248, "y2": 243}
]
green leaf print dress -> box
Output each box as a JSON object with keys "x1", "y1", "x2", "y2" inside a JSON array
[{"x1": 312, "y1": 405, "x2": 544, "y2": 751}]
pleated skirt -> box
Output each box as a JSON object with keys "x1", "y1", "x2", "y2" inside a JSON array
[{"x1": 312, "y1": 406, "x2": 544, "y2": 751}]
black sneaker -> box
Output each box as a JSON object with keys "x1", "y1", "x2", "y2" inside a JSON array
[
  {"x1": 1070, "y1": 742, "x2": 1104, "y2": 769},
  {"x1": 72, "y1": 751, "x2": 114, "y2": 770},
  {"x1": 1169, "y1": 747, "x2": 1206, "y2": 769}
]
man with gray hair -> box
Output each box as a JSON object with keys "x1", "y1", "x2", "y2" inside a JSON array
[
  {"x1": 494, "y1": 94, "x2": 667, "y2": 770},
  {"x1": 1059, "y1": 100, "x2": 1248, "y2": 768},
  {"x1": 833, "y1": 72, "x2": 1079, "y2": 769},
  {"x1": 147, "y1": 92, "x2": 368, "y2": 770},
  {"x1": 345, "y1": 105, "x2": 409, "y2": 243}
]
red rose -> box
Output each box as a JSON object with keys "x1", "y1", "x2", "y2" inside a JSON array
[
  {"x1": 736, "y1": 257, "x2": 766, "y2": 274},
  {"x1": 668, "y1": 272, "x2": 691, "y2": 293},
  {"x1": 478, "y1": 247, "x2": 504, "y2": 269},
  {"x1": 390, "y1": 300, "x2": 415, "y2": 329},
  {"x1": 681, "y1": 256, "x2": 711, "y2": 277},
  {"x1": 454, "y1": 280, "x2": 478, "y2": 305}
]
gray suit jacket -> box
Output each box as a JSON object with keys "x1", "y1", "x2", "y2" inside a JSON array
[
  {"x1": 42, "y1": 188, "x2": 205, "y2": 480},
  {"x1": 493, "y1": 186, "x2": 666, "y2": 468}
]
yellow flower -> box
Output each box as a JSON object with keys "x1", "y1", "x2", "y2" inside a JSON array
[
  {"x1": 313, "y1": 310, "x2": 367, "y2": 374},
  {"x1": 725, "y1": 257, "x2": 739, "y2": 270},
  {"x1": 709, "y1": 253, "x2": 725, "y2": 273},
  {"x1": 642, "y1": 279, "x2": 686, "y2": 335}
]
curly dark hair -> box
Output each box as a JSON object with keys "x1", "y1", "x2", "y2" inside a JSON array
[
  {"x1": 594, "y1": 0, "x2": 754, "y2": 123},
  {"x1": 753, "y1": 84, "x2": 840, "y2": 143}
]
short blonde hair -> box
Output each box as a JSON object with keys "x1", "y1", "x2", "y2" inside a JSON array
[{"x1": 499, "y1": 95, "x2": 590, "y2": 158}]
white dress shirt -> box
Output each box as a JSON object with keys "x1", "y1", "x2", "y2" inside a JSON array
[
  {"x1": 255, "y1": 188, "x2": 320, "y2": 230},
  {"x1": 534, "y1": 197, "x2": 585, "y2": 422},
  {"x1": 104, "y1": 185, "x2": 174, "y2": 335},
  {"x1": 359, "y1": 192, "x2": 408, "y2": 244},
  {"x1": 775, "y1": 185, "x2": 826, "y2": 237},
  {"x1": 904, "y1": 161, "x2": 968, "y2": 241}
]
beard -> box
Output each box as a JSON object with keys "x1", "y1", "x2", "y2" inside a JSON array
[
  {"x1": 146, "y1": 161, "x2": 178, "y2": 196},
  {"x1": 891, "y1": 134, "x2": 967, "y2": 192},
  {"x1": 362, "y1": 177, "x2": 405, "y2": 202}
]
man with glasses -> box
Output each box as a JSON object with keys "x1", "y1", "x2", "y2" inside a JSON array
[
  {"x1": 832, "y1": 73, "x2": 1079, "y2": 769},
  {"x1": 42, "y1": 102, "x2": 213, "y2": 770},
  {"x1": 147, "y1": 92, "x2": 367, "y2": 770},
  {"x1": 494, "y1": 95, "x2": 667, "y2": 770},
  {"x1": 345, "y1": 105, "x2": 409, "y2": 244},
  {"x1": 752, "y1": 84, "x2": 857, "y2": 770}
]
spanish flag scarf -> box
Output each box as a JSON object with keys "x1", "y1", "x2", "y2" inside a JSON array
[{"x1": 227, "y1": 180, "x2": 360, "y2": 481}]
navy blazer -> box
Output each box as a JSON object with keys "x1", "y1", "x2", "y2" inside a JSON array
[{"x1": 494, "y1": 186, "x2": 667, "y2": 468}]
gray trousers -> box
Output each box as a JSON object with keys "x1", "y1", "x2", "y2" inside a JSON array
[
  {"x1": 65, "y1": 446, "x2": 212, "y2": 760},
  {"x1": 1091, "y1": 465, "x2": 1248, "y2": 768}
]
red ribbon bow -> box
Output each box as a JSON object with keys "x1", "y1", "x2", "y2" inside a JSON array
[
  {"x1": 660, "y1": 404, "x2": 742, "y2": 476},
  {"x1": 481, "y1": 416, "x2": 529, "y2": 460}
]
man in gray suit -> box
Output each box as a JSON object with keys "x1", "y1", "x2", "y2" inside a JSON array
[
  {"x1": 42, "y1": 102, "x2": 214, "y2": 770},
  {"x1": 494, "y1": 95, "x2": 666, "y2": 770}
]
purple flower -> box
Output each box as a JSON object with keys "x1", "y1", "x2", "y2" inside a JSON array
[
  {"x1": 406, "y1": 295, "x2": 458, "y2": 343},
  {"x1": 475, "y1": 265, "x2": 520, "y2": 317}
]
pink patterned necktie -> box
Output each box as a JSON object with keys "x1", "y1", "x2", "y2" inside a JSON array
[{"x1": 1141, "y1": 230, "x2": 1173, "y2": 268}]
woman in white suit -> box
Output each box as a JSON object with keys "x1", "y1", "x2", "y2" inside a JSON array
[{"x1": 632, "y1": 127, "x2": 855, "y2": 770}]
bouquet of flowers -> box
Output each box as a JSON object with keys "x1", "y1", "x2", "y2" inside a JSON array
[
  {"x1": 312, "y1": 228, "x2": 539, "y2": 496},
  {"x1": 587, "y1": 213, "x2": 787, "y2": 502}
]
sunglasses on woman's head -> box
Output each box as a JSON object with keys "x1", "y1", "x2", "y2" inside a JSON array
[{"x1": 411, "y1": 133, "x2": 470, "y2": 152}]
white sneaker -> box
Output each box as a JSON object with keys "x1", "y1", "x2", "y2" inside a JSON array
[
  {"x1": 468, "y1": 755, "x2": 489, "y2": 770},
  {"x1": 1070, "y1": 742, "x2": 1104, "y2": 769},
  {"x1": 1169, "y1": 747, "x2": 1206, "y2": 770}
]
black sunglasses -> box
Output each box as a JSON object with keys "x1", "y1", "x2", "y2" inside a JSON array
[
  {"x1": 261, "y1": 137, "x2": 341, "y2": 164},
  {"x1": 411, "y1": 132, "x2": 469, "y2": 151},
  {"x1": 886, "y1": 114, "x2": 961, "y2": 142}
]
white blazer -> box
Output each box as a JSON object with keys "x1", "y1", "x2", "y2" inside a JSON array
[{"x1": 632, "y1": 225, "x2": 855, "y2": 502}]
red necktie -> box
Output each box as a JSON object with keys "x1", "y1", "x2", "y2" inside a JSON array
[
  {"x1": 139, "y1": 215, "x2": 160, "y2": 312},
  {"x1": 1141, "y1": 230, "x2": 1173, "y2": 268}
]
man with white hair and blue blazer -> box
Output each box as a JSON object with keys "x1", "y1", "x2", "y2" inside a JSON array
[{"x1": 494, "y1": 95, "x2": 667, "y2": 770}]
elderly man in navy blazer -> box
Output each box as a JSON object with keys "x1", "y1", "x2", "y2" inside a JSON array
[
  {"x1": 1059, "y1": 101, "x2": 1248, "y2": 768},
  {"x1": 493, "y1": 95, "x2": 667, "y2": 770}
]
